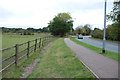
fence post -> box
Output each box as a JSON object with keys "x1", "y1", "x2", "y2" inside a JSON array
[
  {"x1": 27, "y1": 41, "x2": 30, "y2": 58},
  {"x1": 44, "y1": 37, "x2": 46, "y2": 45},
  {"x1": 47, "y1": 37, "x2": 48, "y2": 42},
  {"x1": 42, "y1": 38, "x2": 44, "y2": 47},
  {"x1": 39, "y1": 38, "x2": 41, "y2": 48},
  {"x1": 46, "y1": 37, "x2": 47, "y2": 42},
  {"x1": 44, "y1": 37, "x2": 45, "y2": 45},
  {"x1": 15, "y1": 44, "x2": 18, "y2": 67},
  {"x1": 34, "y1": 39, "x2": 37, "y2": 51}
]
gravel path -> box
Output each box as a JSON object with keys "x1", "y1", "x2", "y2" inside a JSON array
[{"x1": 64, "y1": 38, "x2": 119, "y2": 78}]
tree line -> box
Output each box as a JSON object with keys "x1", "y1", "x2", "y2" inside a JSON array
[
  {"x1": 74, "y1": 24, "x2": 92, "y2": 35},
  {"x1": 1, "y1": 27, "x2": 49, "y2": 35},
  {"x1": 91, "y1": 24, "x2": 119, "y2": 41},
  {"x1": 1, "y1": 13, "x2": 73, "y2": 36}
]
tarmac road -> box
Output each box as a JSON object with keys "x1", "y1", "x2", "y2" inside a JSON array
[{"x1": 76, "y1": 36, "x2": 119, "y2": 53}]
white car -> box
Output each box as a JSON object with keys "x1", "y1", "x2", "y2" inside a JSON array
[{"x1": 78, "y1": 34, "x2": 83, "y2": 39}]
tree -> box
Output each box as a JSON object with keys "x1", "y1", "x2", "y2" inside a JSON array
[
  {"x1": 107, "y1": 1, "x2": 120, "y2": 41},
  {"x1": 83, "y1": 24, "x2": 91, "y2": 35},
  {"x1": 91, "y1": 28, "x2": 103, "y2": 39},
  {"x1": 27, "y1": 27, "x2": 35, "y2": 32},
  {"x1": 2, "y1": 27, "x2": 10, "y2": 33},
  {"x1": 42, "y1": 27, "x2": 49, "y2": 32},
  {"x1": 74, "y1": 24, "x2": 91, "y2": 35},
  {"x1": 74, "y1": 25, "x2": 83, "y2": 35},
  {"x1": 106, "y1": 23, "x2": 120, "y2": 41},
  {"x1": 107, "y1": 1, "x2": 120, "y2": 23},
  {"x1": 48, "y1": 12, "x2": 73, "y2": 36}
]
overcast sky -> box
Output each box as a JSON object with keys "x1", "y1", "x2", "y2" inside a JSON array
[{"x1": 0, "y1": 0, "x2": 115, "y2": 29}]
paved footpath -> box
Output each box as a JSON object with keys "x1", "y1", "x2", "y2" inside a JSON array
[{"x1": 64, "y1": 38, "x2": 119, "y2": 78}]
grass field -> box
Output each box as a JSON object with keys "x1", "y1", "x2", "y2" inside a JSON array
[
  {"x1": 2, "y1": 33, "x2": 51, "y2": 62},
  {"x1": 70, "y1": 37, "x2": 119, "y2": 61},
  {"x1": 2, "y1": 33, "x2": 53, "y2": 78},
  {"x1": 2, "y1": 33, "x2": 51, "y2": 49},
  {"x1": 28, "y1": 38, "x2": 95, "y2": 78},
  {"x1": 1, "y1": 33, "x2": 52, "y2": 78}
]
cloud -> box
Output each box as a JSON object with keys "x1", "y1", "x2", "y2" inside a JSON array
[
  {"x1": 0, "y1": 0, "x2": 114, "y2": 29},
  {"x1": 0, "y1": 7, "x2": 14, "y2": 21}
]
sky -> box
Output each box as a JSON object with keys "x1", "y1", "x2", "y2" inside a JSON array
[{"x1": 0, "y1": 0, "x2": 115, "y2": 29}]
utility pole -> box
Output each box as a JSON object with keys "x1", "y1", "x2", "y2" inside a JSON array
[{"x1": 102, "y1": 0, "x2": 107, "y2": 53}]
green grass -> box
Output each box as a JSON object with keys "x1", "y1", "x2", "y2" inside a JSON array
[
  {"x1": 2, "y1": 33, "x2": 51, "y2": 49},
  {"x1": 70, "y1": 37, "x2": 119, "y2": 61},
  {"x1": 2, "y1": 37, "x2": 55, "y2": 78},
  {"x1": 1, "y1": 33, "x2": 52, "y2": 78},
  {"x1": 3, "y1": 50, "x2": 42, "y2": 78},
  {"x1": 2, "y1": 33, "x2": 51, "y2": 59},
  {"x1": 28, "y1": 38, "x2": 95, "y2": 78}
]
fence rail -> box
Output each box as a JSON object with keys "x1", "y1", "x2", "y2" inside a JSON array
[
  {"x1": 2, "y1": 46, "x2": 15, "y2": 52},
  {"x1": 0, "y1": 36, "x2": 55, "y2": 76}
]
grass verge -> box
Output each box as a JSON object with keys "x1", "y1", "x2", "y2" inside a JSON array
[
  {"x1": 70, "y1": 37, "x2": 119, "y2": 61},
  {"x1": 28, "y1": 38, "x2": 95, "y2": 78}
]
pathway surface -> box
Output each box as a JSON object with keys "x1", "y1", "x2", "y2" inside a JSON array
[
  {"x1": 75, "y1": 36, "x2": 119, "y2": 53},
  {"x1": 20, "y1": 58, "x2": 40, "y2": 78},
  {"x1": 64, "y1": 38, "x2": 119, "y2": 78}
]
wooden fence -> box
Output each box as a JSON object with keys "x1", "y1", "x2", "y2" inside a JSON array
[{"x1": 0, "y1": 36, "x2": 55, "y2": 75}]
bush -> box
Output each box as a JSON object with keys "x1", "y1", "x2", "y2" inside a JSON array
[
  {"x1": 92, "y1": 23, "x2": 119, "y2": 41},
  {"x1": 91, "y1": 29, "x2": 103, "y2": 39},
  {"x1": 106, "y1": 23, "x2": 119, "y2": 41}
]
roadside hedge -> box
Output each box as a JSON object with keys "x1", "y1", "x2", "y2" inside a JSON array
[{"x1": 91, "y1": 23, "x2": 119, "y2": 41}]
